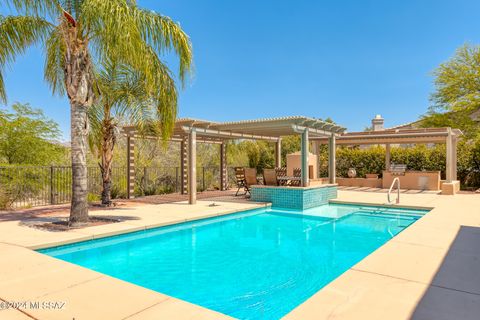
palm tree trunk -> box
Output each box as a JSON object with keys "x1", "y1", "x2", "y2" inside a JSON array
[
  {"x1": 100, "y1": 118, "x2": 115, "y2": 205},
  {"x1": 70, "y1": 101, "x2": 89, "y2": 222},
  {"x1": 64, "y1": 24, "x2": 95, "y2": 224}
]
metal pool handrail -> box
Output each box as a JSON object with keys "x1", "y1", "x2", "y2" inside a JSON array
[{"x1": 388, "y1": 177, "x2": 400, "y2": 204}]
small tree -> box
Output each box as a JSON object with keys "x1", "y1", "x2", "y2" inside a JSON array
[
  {"x1": 88, "y1": 61, "x2": 177, "y2": 205},
  {"x1": 0, "y1": 103, "x2": 66, "y2": 165},
  {"x1": 422, "y1": 44, "x2": 480, "y2": 138}
]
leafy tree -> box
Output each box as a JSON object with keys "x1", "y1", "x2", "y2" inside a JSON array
[
  {"x1": 0, "y1": 1, "x2": 192, "y2": 224},
  {"x1": 421, "y1": 44, "x2": 480, "y2": 138},
  {"x1": 418, "y1": 44, "x2": 480, "y2": 188},
  {"x1": 0, "y1": 103, "x2": 66, "y2": 165},
  {"x1": 240, "y1": 141, "x2": 274, "y2": 172}
]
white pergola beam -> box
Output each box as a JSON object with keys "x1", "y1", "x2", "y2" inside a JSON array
[
  {"x1": 180, "y1": 126, "x2": 279, "y2": 142},
  {"x1": 120, "y1": 133, "x2": 223, "y2": 144},
  {"x1": 292, "y1": 125, "x2": 339, "y2": 137}
]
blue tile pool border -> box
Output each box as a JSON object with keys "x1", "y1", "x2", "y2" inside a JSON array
[{"x1": 250, "y1": 185, "x2": 338, "y2": 210}]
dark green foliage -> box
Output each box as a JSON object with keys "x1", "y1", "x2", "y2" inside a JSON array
[
  {"x1": 0, "y1": 103, "x2": 67, "y2": 165},
  {"x1": 318, "y1": 144, "x2": 479, "y2": 189},
  {"x1": 332, "y1": 146, "x2": 385, "y2": 179}
]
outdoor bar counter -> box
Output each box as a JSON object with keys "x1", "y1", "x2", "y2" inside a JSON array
[{"x1": 382, "y1": 170, "x2": 441, "y2": 190}]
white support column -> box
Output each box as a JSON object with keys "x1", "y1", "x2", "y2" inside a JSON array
[
  {"x1": 301, "y1": 129, "x2": 309, "y2": 187},
  {"x1": 328, "y1": 135, "x2": 336, "y2": 184},
  {"x1": 275, "y1": 139, "x2": 282, "y2": 168},
  {"x1": 126, "y1": 135, "x2": 135, "y2": 199},
  {"x1": 219, "y1": 142, "x2": 227, "y2": 191},
  {"x1": 311, "y1": 140, "x2": 320, "y2": 178},
  {"x1": 446, "y1": 128, "x2": 453, "y2": 183},
  {"x1": 180, "y1": 137, "x2": 188, "y2": 194},
  {"x1": 385, "y1": 143, "x2": 391, "y2": 171},
  {"x1": 452, "y1": 136, "x2": 458, "y2": 181},
  {"x1": 188, "y1": 129, "x2": 197, "y2": 204}
]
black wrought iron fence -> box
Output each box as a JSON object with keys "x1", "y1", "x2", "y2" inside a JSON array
[{"x1": 0, "y1": 165, "x2": 235, "y2": 209}]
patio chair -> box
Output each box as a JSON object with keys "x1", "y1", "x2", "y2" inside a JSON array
[
  {"x1": 275, "y1": 167, "x2": 287, "y2": 186},
  {"x1": 289, "y1": 168, "x2": 302, "y2": 187},
  {"x1": 244, "y1": 168, "x2": 258, "y2": 195},
  {"x1": 234, "y1": 167, "x2": 247, "y2": 196},
  {"x1": 263, "y1": 169, "x2": 278, "y2": 186}
]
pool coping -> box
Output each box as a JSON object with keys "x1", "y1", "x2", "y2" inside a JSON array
[{"x1": 27, "y1": 203, "x2": 272, "y2": 250}]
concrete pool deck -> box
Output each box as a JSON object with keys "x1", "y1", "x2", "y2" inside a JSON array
[
  {"x1": 286, "y1": 190, "x2": 480, "y2": 320},
  {"x1": 0, "y1": 190, "x2": 479, "y2": 319}
]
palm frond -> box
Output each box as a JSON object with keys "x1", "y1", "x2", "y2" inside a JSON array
[
  {"x1": 80, "y1": 0, "x2": 147, "y2": 71},
  {"x1": 134, "y1": 47, "x2": 178, "y2": 142},
  {"x1": 134, "y1": 9, "x2": 193, "y2": 84},
  {"x1": 80, "y1": 0, "x2": 192, "y2": 93},
  {"x1": 0, "y1": 71, "x2": 6, "y2": 104},
  {"x1": 87, "y1": 102, "x2": 105, "y2": 156},
  {"x1": 44, "y1": 25, "x2": 66, "y2": 96},
  {"x1": 4, "y1": 0, "x2": 61, "y2": 20},
  {"x1": 0, "y1": 14, "x2": 53, "y2": 103}
]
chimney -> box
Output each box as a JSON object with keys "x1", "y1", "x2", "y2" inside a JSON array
[{"x1": 371, "y1": 114, "x2": 384, "y2": 131}]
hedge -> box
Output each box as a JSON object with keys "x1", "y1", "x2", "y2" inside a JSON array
[{"x1": 318, "y1": 142, "x2": 480, "y2": 190}]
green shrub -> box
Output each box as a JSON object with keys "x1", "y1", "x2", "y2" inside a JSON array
[
  {"x1": 110, "y1": 183, "x2": 127, "y2": 199},
  {"x1": 87, "y1": 192, "x2": 100, "y2": 203},
  {"x1": 318, "y1": 142, "x2": 479, "y2": 189}
]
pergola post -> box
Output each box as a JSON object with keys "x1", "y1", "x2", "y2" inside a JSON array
[
  {"x1": 126, "y1": 135, "x2": 135, "y2": 199},
  {"x1": 301, "y1": 129, "x2": 309, "y2": 187},
  {"x1": 188, "y1": 129, "x2": 197, "y2": 204},
  {"x1": 385, "y1": 143, "x2": 391, "y2": 171},
  {"x1": 446, "y1": 128, "x2": 454, "y2": 182},
  {"x1": 328, "y1": 135, "x2": 336, "y2": 184},
  {"x1": 220, "y1": 142, "x2": 227, "y2": 191},
  {"x1": 452, "y1": 136, "x2": 458, "y2": 181},
  {"x1": 275, "y1": 139, "x2": 282, "y2": 168},
  {"x1": 311, "y1": 140, "x2": 320, "y2": 178},
  {"x1": 180, "y1": 137, "x2": 188, "y2": 194}
]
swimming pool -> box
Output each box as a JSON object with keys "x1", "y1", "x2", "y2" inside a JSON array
[{"x1": 39, "y1": 204, "x2": 427, "y2": 319}]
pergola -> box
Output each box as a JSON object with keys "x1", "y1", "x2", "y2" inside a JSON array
[
  {"x1": 311, "y1": 127, "x2": 463, "y2": 183},
  {"x1": 123, "y1": 116, "x2": 345, "y2": 204}
]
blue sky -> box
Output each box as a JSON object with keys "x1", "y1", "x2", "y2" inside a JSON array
[{"x1": 2, "y1": 0, "x2": 480, "y2": 139}]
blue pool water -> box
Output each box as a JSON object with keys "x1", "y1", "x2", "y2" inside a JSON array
[{"x1": 39, "y1": 204, "x2": 427, "y2": 319}]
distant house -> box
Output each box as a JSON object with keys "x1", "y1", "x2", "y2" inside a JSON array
[{"x1": 363, "y1": 115, "x2": 423, "y2": 148}]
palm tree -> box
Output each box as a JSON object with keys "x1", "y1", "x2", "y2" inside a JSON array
[
  {"x1": 0, "y1": 1, "x2": 192, "y2": 224},
  {"x1": 88, "y1": 61, "x2": 176, "y2": 205}
]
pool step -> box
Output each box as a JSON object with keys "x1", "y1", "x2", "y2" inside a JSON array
[
  {"x1": 355, "y1": 210, "x2": 422, "y2": 220},
  {"x1": 357, "y1": 207, "x2": 425, "y2": 216}
]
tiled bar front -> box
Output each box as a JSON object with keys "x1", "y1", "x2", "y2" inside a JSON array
[{"x1": 250, "y1": 185, "x2": 338, "y2": 210}]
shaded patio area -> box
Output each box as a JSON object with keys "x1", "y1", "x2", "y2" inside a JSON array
[{"x1": 123, "y1": 116, "x2": 346, "y2": 205}]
